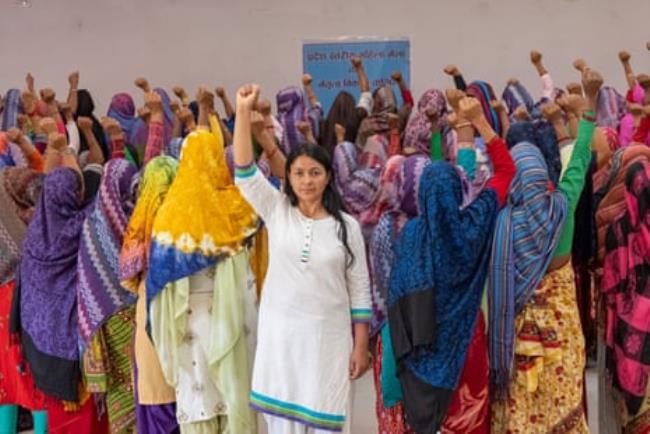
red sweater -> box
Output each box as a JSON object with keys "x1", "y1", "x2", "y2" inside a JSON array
[{"x1": 485, "y1": 136, "x2": 515, "y2": 208}]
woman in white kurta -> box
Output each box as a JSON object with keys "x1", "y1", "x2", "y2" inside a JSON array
[{"x1": 233, "y1": 84, "x2": 372, "y2": 434}]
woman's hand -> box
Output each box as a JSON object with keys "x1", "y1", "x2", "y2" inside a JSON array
[
  {"x1": 236, "y1": 84, "x2": 260, "y2": 113},
  {"x1": 101, "y1": 116, "x2": 123, "y2": 138},
  {"x1": 443, "y1": 64, "x2": 460, "y2": 76},
  {"x1": 144, "y1": 91, "x2": 163, "y2": 115},
  {"x1": 77, "y1": 116, "x2": 93, "y2": 132},
  {"x1": 134, "y1": 77, "x2": 151, "y2": 93},
  {"x1": 39, "y1": 117, "x2": 58, "y2": 135},
  {"x1": 445, "y1": 88, "x2": 465, "y2": 114},
  {"x1": 582, "y1": 68, "x2": 603, "y2": 112},
  {"x1": 349, "y1": 347, "x2": 370, "y2": 380},
  {"x1": 541, "y1": 102, "x2": 563, "y2": 123},
  {"x1": 458, "y1": 97, "x2": 484, "y2": 124},
  {"x1": 573, "y1": 58, "x2": 588, "y2": 74}
]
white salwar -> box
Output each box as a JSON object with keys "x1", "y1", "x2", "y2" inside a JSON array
[{"x1": 236, "y1": 167, "x2": 371, "y2": 433}]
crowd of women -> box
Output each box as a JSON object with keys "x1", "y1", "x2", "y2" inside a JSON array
[{"x1": 0, "y1": 42, "x2": 649, "y2": 434}]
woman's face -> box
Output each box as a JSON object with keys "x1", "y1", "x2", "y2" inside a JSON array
[{"x1": 288, "y1": 155, "x2": 330, "y2": 204}]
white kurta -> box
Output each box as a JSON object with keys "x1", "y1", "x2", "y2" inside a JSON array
[{"x1": 236, "y1": 167, "x2": 371, "y2": 433}]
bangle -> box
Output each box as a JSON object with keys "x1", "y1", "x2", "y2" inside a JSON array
[
  {"x1": 582, "y1": 111, "x2": 597, "y2": 122},
  {"x1": 455, "y1": 121, "x2": 472, "y2": 129},
  {"x1": 266, "y1": 146, "x2": 278, "y2": 159}
]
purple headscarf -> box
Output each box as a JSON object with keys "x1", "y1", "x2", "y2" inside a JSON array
[
  {"x1": 597, "y1": 86, "x2": 626, "y2": 130},
  {"x1": 128, "y1": 88, "x2": 174, "y2": 153},
  {"x1": 403, "y1": 89, "x2": 448, "y2": 155},
  {"x1": 276, "y1": 86, "x2": 308, "y2": 156},
  {"x1": 77, "y1": 159, "x2": 138, "y2": 345},
  {"x1": 20, "y1": 167, "x2": 89, "y2": 360},
  {"x1": 108, "y1": 93, "x2": 137, "y2": 144},
  {"x1": 333, "y1": 135, "x2": 388, "y2": 224},
  {"x1": 369, "y1": 154, "x2": 431, "y2": 336}
]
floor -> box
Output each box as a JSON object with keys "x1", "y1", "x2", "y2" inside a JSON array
[
  {"x1": 21, "y1": 368, "x2": 600, "y2": 433},
  {"x1": 259, "y1": 368, "x2": 599, "y2": 433}
]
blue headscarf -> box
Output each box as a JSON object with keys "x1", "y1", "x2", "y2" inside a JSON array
[
  {"x1": 507, "y1": 121, "x2": 562, "y2": 185},
  {"x1": 387, "y1": 162, "x2": 498, "y2": 431},
  {"x1": 502, "y1": 81, "x2": 536, "y2": 118},
  {"x1": 488, "y1": 143, "x2": 567, "y2": 399},
  {"x1": 107, "y1": 93, "x2": 138, "y2": 144},
  {"x1": 2, "y1": 89, "x2": 22, "y2": 130},
  {"x1": 467, "y1": 81, "x2": 502, "y2": 138}
]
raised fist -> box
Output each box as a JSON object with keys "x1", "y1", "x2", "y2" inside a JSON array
[
  {"x1": 173, "y1": 86, "x2": 188, "y2": 101},
  {"x1": 101, "y1": 117, "x2": 122, "y2": 137},
  {"x1": 445, "y1": 88, "x2": 465, "y2": 113},
  {"x1": 618, "y1": 51, "x2": 631, "y2": 63},
  {"x1": 443, "y1": 65, "x2": 460, "y2": 76},
  {"x1": 235, "y1": 84, "x2": 260, "y2": 112},
  {"x1": 582, "y1": 69, "x2": 604, "y2": 100},
  {"x1": 530, "y1": 51, "x2": 542, "y2": 64},
  {"x1": 40, "y1": 88, "x2": 56, "y2": 103},
  {"x1": 573, "y1": 58, "x2": 588, "y2": 73},
  {"x1": 256, "y1": 98, "x2": 271, "y2": 116},
  {"x1": 144, "y1": 91, "x2": 163, "y2": 113},
  {"x1": 76, "y1": 116, "x2": 93, "y2": 131},
  {"x1": 68, "y1": 71, "x2": 80, "y2": 89},
  {"x1": 39, "y1": 117, "x2": 57, "y2": 134},
  {"x1": 458, "y1": 97, "x2": 484, "y2": 123},
  {"x1": 566, "y1": 82, "x2": 583, "y2": 96},
  {"x1": 134, "y1": 77, "x2": 151, "y2": 93},
  {"x1": 48, "y1": 132, "x2": 67, "y2": 151},
  {"x1": 196, "y1": 86, "x2": 215, "y2": 108},
  {"x1": 541, "y1": 102, "x2": 563, "y2": 123},
  {"x1": 513, "y1": 106, "x2": 531, "y2": 122}
]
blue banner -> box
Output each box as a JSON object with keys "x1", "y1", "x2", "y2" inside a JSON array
[{"x1": 302, "y1": 38, "x2": 411, "y2": 114}]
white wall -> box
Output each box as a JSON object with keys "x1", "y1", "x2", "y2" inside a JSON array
[{"x1": 1, "y1": 0, "x2": 649, "y2": 114}]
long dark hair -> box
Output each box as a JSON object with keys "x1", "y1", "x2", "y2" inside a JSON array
[
  {"x1": 319, "y1": 91, "x2": 365, "y2": 154},
  {"x1": 284, "y1": 144, "x2": 355, "y2": 267}
]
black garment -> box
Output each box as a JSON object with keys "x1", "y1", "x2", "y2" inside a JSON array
[
  {"x1": 75, "y1": 89, "x2": 109, "y2": 160},
  {"x1": 400, "y1": 367, "x2": 453, "y2": 434},
  {"x1": 82, "y1": 165, "x2": 102, "y2": 205},
  {"x1": 9, "y1": 276, "x2": 80, "y2": 402}
]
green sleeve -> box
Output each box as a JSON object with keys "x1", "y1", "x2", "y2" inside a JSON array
[
  {"x1": 553, "y1": 116, "x2": 596, "y2": 257},
  {"x1": 430, "y1": 131, "x2": 443, "y2": 161}
]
